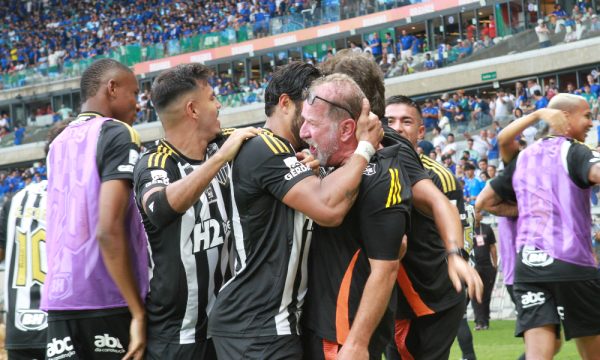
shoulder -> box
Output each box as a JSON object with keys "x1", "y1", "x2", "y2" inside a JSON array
[
  {"x1": 101, "y1": 119, "x2": 141, "y2": 147},
  {"x1": 240, "y1": 129, "x2": 294, "y2": 158},
  {"x1": 137, "y1": 140, "x2": 178, "y2": 172}
]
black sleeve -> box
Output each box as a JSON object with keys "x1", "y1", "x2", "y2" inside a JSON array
[
  {"x1": 0, "y1": 197, "x2": 11, "y2": 250},
  {"x1": 382, "y1": 131, "x2": 431, "y2": 186},
  {"x1": 96, "y1": 121, "x2": 142, "y2": 183},
  {"x1": 358, "y1": 162, "x2": 411, "y2": 261},
  {"x1": 238, "y1": 134, "x2": 313, "y2": 200},
  {"x1": 490, "y1": 157, "x2": 517, "y2": 203},
  {"x1": 450, "y1": 182, "x2": 469, "y2": 227},
  {"x1": 566, "y1": 142, "x2": 599, "y2": 188},
  {"x1": 133, "y1": 151, "x2": 179, "y2": 212}
]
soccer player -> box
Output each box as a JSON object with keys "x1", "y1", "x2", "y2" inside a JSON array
[
  {"x1": 207, "y1": 62, "x2": 383, "y2": 358},
  {"x1": 132, "y1": 64, "x2": 259, "y2": 359},
  {"x1": 300, "y1": 74, "x2": 412, "y2": 360},
  {"x1": 502, "y1": 94, "x2": 600, "y2": 359},
  {"x1": 0, "y1": 121, "x2": 70, "y2": 360},
  {"x1": 383, "y1": 95, "x2": 476, "y2": 359},
  {"x1": 42, "y1": 59, "x2": 148, "y2": 360}
]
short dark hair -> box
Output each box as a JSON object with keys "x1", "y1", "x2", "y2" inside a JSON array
[
  {"x1": 80, "y1": 59, "x2": 132, "y2": 103},
  {"x1": 319, "y1": 49, "x2": 386, "y2": 118},
  {"x1": 385, "y1": 95, "x2": 422, "y2": 115},
  {"x1": 479, "y1": 158, "x2": 488, "y2": 164},
  {"x1": 151, "y1": 63, "x2": 212, "y2": 113},
  {"x1": 464, "y1": 162, "x2": 476, "y2": 171},
  {"x1": 264, "y1": 62, "x2": 321, "y2": 117},
  {"x1": 534, "y1": 90, "x2": 542, "y2": 96}
]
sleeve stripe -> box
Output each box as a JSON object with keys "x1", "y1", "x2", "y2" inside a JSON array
[
  {"x1": 421, "y1": 156, "x2": 456, "y2": 192},
  {"x1": 260, "y1": 134, "x2": 280, "y2": 154},
  {"x1": 148, "y1": 154, "x2": 155, "y2": 168},
  {"x1": 114, "y1": 119, "x2": 141, "y2": 146},
  {"x1": 386, "y1": 168, "x2": 402, "y2": 208},
  {"x1": 272, "y1": 137, "x2": 290, "y2": 153}
]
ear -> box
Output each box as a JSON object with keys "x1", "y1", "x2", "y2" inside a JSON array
[
  {"x1": 278, "y1": 93, "x2": 291, "y2": 115},
  {"x1": 418, "y1": 124, "x2": 426, "y2": 139},
  {"x1": 107, "y1": 79, "x2": 118, "y2": 98},
  {"x1": 338, "y1": 118, "x2": 356, "y2": 142},
  {"x1": 185, "y1": 99, "x2": 198, "y2": 120}
]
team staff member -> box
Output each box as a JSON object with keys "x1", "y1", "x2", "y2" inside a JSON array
[
  {"x1": 319, "y1": 51, "x2": 481, "y2": 304},
  {"x1": 42, "y1": 59, "x2": 148, "y2": 360},
  {"x1": 208, "y1": 62, "x2": 383, "y2": 358},
  {"x1": 300, "y1": 75, "x2": 411, "y2": 359},
  {"x1": 504, "y1": 94, "x2": 600, "y2": 359},
  {"x1": 0, "y1": 122, "x2": 70, "y2": 360},
  {"x1": 471, "y1": 211, "x2": 497, "y2": 330},
  {"x1": 133, "y1": 64, "x2": 259, "y2": 359},
  {"x1": 383, "y1": 95, "x2": 471, "y2": 359}
]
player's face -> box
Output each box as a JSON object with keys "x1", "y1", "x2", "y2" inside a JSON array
[
  {"x1": 194, "y1": 82, "x2": 222, "y2": 136},
  {"x1": 385, "y1": 103, "x2": 424, "y2": 147},
  {"x1": 112, "y1": 72, "x2": 139, "y2": 125},
  {"x1": 289, "y1": 100, "x2": 308, "y2": 150},
  {"x1": 569, "y1": 100, "x2": 593, "y2": 142},
  {"x1": 300, "y1": 97, "x2": 340, "y2": 166}
]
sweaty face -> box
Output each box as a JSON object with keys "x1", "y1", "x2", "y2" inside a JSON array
[
  {"x1": 568, "y1": 100, "x2": 593, "y2": 142},
  {"x1": 385, "y1": 103, "x2": 423, "y2": 147},
  {"x1": 299, "y1": 95, "x2": 341, "y2": 167},
  {"x1": 112, "y1": 72, "x2": 139, "y2": 125}
]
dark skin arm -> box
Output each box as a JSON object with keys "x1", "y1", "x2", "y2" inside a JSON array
[
  {"x1": 97, "y1": 180, "x2": 145, "y2": 360},
  {"x1": 475, "y1": 183, "x2": 518, "y2": 217}
]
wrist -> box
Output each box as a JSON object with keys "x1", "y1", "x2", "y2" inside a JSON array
[
  {"x1": 446, "y1": 246, "x2": 462, "y2": 258},
  {"x1": 354, "y1": 141, "x2": 376, "y2": 162}
]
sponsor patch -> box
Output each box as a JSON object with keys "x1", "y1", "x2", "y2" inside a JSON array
[
  {"x1": 520, "y1": 291, "x2": 546, "y2": 309},
  {"x1": 283, "y1": 157, "x2": 310, "y2": 181},
  {"x1": 94, "y1": 334, "x2": 125, "y2": 354},
  {"x1": 129, "y1": 149, "x2": 140, "y2": 165},
  {"x1": 150, "y1": 170, "x2": 170, "y2": 185},
  {"x1": 47, "y1": 336, "x2": 75, "y2": 359},
  {"x1": 118, "y1": 164, "x2": 134, "y2": 173},
  {"x1": 521, "y1": 246, "x2": 554, "y2": 267},
  {"x1": 17, "y1": 309, "x2": 47, "y2": 331}
]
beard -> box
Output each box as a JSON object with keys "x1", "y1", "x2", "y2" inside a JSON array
[
  {"x1": 290, "y1": 105, "x2": 309, "y2": 150},
  {"x1": 306, "y1": 124, "x2": 340, "y2": 167}
]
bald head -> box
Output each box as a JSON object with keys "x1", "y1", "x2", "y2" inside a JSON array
[{"x1": 548, "y1": 93, "x2": 587, "y2": 113}]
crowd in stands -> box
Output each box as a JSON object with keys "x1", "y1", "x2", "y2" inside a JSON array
[
  {"x1": 414, "y1": 72, "x2": 600, "y2": 204},
  {"x1": 0, "y1": 0, "x2": 315, "y2": 75},
  {"x1": 0, "y1": 162, "x2": 47, "y2": 202}
]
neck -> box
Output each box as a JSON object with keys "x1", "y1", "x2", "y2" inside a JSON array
[
  {"x1": 338, "y1": 139, "x2": 361, "y2": 166},
  {"x1": 81, "y1": 99, "x2": 111, "y2": 119},
  {"x1": 264, "y1": 116, "x2": 297, "y2": 148},
  {"x1": 164, "y1": 122, "x2": 211, "y2": 161}
]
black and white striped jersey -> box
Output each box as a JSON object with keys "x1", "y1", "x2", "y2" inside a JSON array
[
  {"x1": 3, "y1": 180, "x2": 48, "y2": 350},
  {"x1": 134, "y1": 139, "x2": 233, "y2": 344},
  {"x1": 207, "y1": 129, "x2": 314, "y2": 338}
]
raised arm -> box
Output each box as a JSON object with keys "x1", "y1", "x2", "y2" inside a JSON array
[{"x1": 498, "y1": 108, "x2": 568, "y2": 163}]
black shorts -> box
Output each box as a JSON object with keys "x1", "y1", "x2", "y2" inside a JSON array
[
  {"x1": 514, "y1": 279, "x2": 600, "y2": 340},
  {"x1": 146, "y1": 338, "x2": 216, "y2": 360},
  {"x1": 7, "y1": 348, "x2": 45, "y2": 360},
  {"x1": 212, "y1": 334, "x2": 302, "y2": 360},
  {"x1": 46, "y1": 311, "x2": 131, "y2": 360},
  {"x1": 301, "y1": 329, "x2": 384, "y2": 360},
  {"x1": 386, "y1": 300, "x2": 465, "y2": 360}
]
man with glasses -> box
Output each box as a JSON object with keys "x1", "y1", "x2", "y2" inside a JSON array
[
  {"x1": 208, "y1": 62, "x2": 383, "y2": 359},
  {"x1": 300, "y1": 73, "x2": 412, "y2": 360}
]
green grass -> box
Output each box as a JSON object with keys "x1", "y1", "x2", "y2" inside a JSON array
[{"x1": 449, "y1": 320, "x2": 580, "y2": 359}]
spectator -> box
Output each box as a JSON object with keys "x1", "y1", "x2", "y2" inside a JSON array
[
  {"x1": 486, "y1": 130, "x2": 500, "y2": 167},
  {"x1": 423, "y1": 52, "x2": 436, "y2": 70},
  {"x1": 442, "y1": 154, "x2": 457, "y2": 174},
  {"x1": 493, "y1": 89, "x2": 514, "y2": 122},
  {"x1": 369, "y1": 32, "x2": 382, "y2": 60},
  {"x1": 382, "y1": 32, "x2": 395, "y2": 60},
  {"x1": 463, "y1": 162, "x2": 485, "y2": 205},
  {"x1": 399, "y1": 29, "x2": 416, "y2": 60},
  {"x1": 527, "y1": 79, "x2": 543, "y2": 97},
  {"x1": 466, "y1": 138, "x2": 480, "y2": 162},
  {"x1": 432, "y1": 126, "x2": 447, "y2": 148},
  {"x1": 533, "y1": 89, "x2": 549, "y2": 109},
  {"x1": 422, "y1": 98, "x2": 439, "y2": 129},
  {"x1": 535, "y1": 19, "x2": 552, "y2": 48},
  {"x1": 13, "y1": 125, "x2": 25, "y2": 145},
  {"x1": 57, "y1": 104, "x2": 73, "y2": 120}
]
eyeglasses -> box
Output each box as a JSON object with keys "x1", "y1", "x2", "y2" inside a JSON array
[{"x1": 306, "y1": 92, "x2": 356, "y2": 120}]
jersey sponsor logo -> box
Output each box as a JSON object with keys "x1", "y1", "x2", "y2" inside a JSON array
[
  {"x1": 192, "y1": 218, "x2": 224, "y2": 252},
  {"x1": 117, "y1": 164, "x2": 134, "y2": 173},
  {"x1": 94, "y1": 334, "x2": 125, "y2": 354},
  {"x1": 520, "y1": 291, "x2": 546, "y2": 308},
  {"x1": 48, "y1": 272, "x2": 72, "y2": 301},
  {"x1": 129, "y1": 149, "x2": 140, "y2": 165},
  {"x1": 150, "y1": 169, "x2": 170, "y2": 185},
  {"x1": 47, "y1": 336, "x2": 75, "y2": 359},
  {"x1": 556, "y1": 306, "x2": 565, "y2": 320},
  {"x1": 205, "y1": 184, "x2": 217, "y2": 203},
  {"x1": 590, "y1": 157, "x2": 600, "y2": 163},
  {"x1": 363, "y1": 163, "x2": 377, "y2": 176},
  {"x1": 283, "y1": 157, "x2": 310, "y2": 181},
  {"x1": 521, "y1": 246, "x2": 554, "y2": 267},
  {"x1": 17, "y1": 309, "x2": 47, "y2": 331}
]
